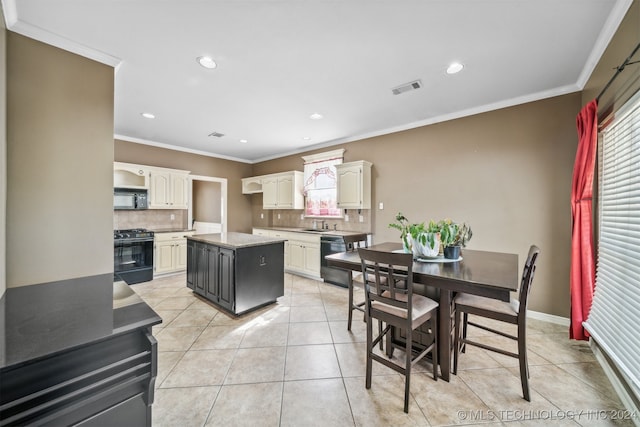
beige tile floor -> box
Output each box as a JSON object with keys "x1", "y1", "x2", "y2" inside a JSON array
[{"x1": 132, "y1": 273, "x2": 635, "y2": 427}]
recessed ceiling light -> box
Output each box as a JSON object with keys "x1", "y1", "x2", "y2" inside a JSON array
[
  {"x1": 446, "y1": 62, "x2": 464, "y2": 74},
  {"x1": 141, "y1": 112, "x2": 155, "y2": 119},
  {"x1": 197, "y1": 56, "x2": 217, "y2": 69},
  {"x1": 309, "y1": 113, "x2": 323, "y2": 120},
  {"x1": 302, "y1": 136, "x2": 311, "y2": 141},
  {"x1": 240, "y1": 139, "x2": 248, "y2": 143}
]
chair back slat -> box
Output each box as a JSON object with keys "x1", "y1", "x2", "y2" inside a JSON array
[
  {"x1": 517, "y1": 245, "x2": 540, "y2": 317},
  {"x1": 359, "y1": 248, "x2": 414, "y2": 314},
  {"x1": 343, "y1": 233, "x2": 368, "y2": 252}
]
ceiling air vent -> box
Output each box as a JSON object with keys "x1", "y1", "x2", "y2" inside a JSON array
[
  {"x1": 391, "y1": 80, "x2": 422, "y2": 95},
  {"x1": 208, "y1": 131, "x2": 225, "y2": 138}
]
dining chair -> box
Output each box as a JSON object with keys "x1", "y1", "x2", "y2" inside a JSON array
[
  {"x1": 359, "y1": 247, "x2": 439, "y2": 413},
  {"x1": 342, "y1": 233, "x2": 369, "y2": 331},
  {"x1": 452, "y1": 245, "x2": 540, "y2": 401}
]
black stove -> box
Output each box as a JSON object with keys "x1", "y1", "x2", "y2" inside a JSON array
[
  {"x1": 114, "y1": 229, "x2": 154, "y2": 240},
  {"x1": 114, "y1": 229, "x2": 154, "y2": 284}
]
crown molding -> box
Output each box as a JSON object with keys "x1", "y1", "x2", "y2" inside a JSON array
[
  {"x1": 576, "y1": 0, "x2": 633, "y2": 89},
  {"x1": 2, "y1": 0, "x2": 121, "y2": 68},
  {"x1": 114, "y1": 134, "x2": 254, "y2": 164}
]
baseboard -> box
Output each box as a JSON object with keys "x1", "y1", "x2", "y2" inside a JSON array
[
  {"x1": 526, "y1": 309, "x2": 570, "y2": 326},
  {"x1": 590, "y1": 340, "x2": 640, "y2": 427}
]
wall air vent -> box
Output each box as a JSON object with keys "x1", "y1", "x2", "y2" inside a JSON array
[
  {"x1": 391, "y1": 79, "x2": 422, "y2": 95},
  {"x1": 208, "y1": 131, "x2": 225, "y2": 138}
]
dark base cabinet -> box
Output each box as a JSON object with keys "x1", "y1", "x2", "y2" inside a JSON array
[
  {"x1": 0, "y1": 328, "x2": 157, "y2": 427},
  {"x1": 187, "y1": 235, "x2": 284, "y2": 315}
]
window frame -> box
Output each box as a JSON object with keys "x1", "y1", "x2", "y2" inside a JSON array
[{"x1": 301, "y1": 149, "x2": 345, "y2": 219}]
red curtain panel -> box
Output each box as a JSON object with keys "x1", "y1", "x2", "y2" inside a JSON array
[{"x1": 570, "y1": 99, "x2": 598, "y2": 340}]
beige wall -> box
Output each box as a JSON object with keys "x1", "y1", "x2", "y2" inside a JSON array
[
  {"x1": 193, "y1": 180, "x2": 222, "y2": 223},
  {"x1": 1, "y1": 9, "x2": 6, "y2": 297},
  {"x1": 6, "y1": 33, "x2": 114, "y2": 287},
  {"x1": 114, "y1": 139, "x2": 253, "y2": 232},
  {"x1": 254, "y1": 94, "x2": 581, "y2": 318},
  {"x1": 109, "y1": 1, "x2": 637, "y2": 319}
]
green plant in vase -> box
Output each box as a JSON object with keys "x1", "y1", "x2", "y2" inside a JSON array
[
  {"x1": 389, "y1": 213, "x2": 441, "y2": 258},
  {"x1": 438, "y1": 219, "x2": 472, "y2": 259},
  {"x1": 388, "y1": 212, "x2": 411, "y2": 251}
]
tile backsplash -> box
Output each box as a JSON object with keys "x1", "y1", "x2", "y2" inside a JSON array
[
  {"x1": 251, "y1": 205, "x2": 371, "y2": 233},
  {"x1": 114, "y1": 209, "x2": 188, "y2": 231}
]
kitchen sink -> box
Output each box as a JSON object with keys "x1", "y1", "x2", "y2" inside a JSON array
[{"x1": 302, "y1": 228, "x2": 328, "y2": 232}]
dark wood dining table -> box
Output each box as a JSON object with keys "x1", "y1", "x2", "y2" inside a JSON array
[{"x1": 325, "y1": 242, "x2": 519, "y2": 382}]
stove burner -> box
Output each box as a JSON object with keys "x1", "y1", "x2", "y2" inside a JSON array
[{"x1": 114, "y1": 229, "x2": 154, "y2": 240}]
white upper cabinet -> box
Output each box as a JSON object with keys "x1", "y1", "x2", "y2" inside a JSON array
[
  {"x1": 335, "y1": 160, "x2": 372, "y2": 209},
  {"x1": 241, "y1": 176, "x2": 264, "y2": 194},
  {"x1": 148, "y1": 167, "x2": 190, "y2": 209},
  {"x1": 113, "y1": 162, "x2": 149, "y2": 189},
  {"x1": 261, "y1": 171, "x2": 304, "y2": 209}
]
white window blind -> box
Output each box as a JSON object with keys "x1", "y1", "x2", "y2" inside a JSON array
[{"x1": 584, "y1": 89, "x2": 640, "y2": 398}]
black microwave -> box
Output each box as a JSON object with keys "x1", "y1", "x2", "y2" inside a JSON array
[{"x1": 114, "y1": 188, "x2": 148, "y2": 210}]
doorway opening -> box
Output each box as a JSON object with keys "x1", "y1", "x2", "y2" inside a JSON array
[{"x1": 188, "y1": 175, "x2": 227, "y2": 234}]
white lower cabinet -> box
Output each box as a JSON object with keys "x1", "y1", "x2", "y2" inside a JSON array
[
  {"x1": 252, "y1": 228, "x2": 320, "y2": 278},
  {"x1": 286, "y1": 240, "x2": 320, "y2": 277},
  {"x1": 154, "y1": 231, "x2": 195, "y2": 275}
]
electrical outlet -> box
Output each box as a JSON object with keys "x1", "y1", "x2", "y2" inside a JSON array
[
  {"x1": 260, "y1": 213, "x2": 264, "y2": 219},
  {"x1": 300, "y1": 213, "x2": 304, "y2": 220},
  {"x1": 344, "y1": 214, "x2": 349, "y2": 222},
  {"x1": 379, "y1": 202, "x2": 384, "y2": 210},
  {"x1": 170, "y1": 214, "x2": 175, "y2": 220},
  {"x1": 359, "y1": 215, "x2": 364, "y2": 222},
  {"x1": 277, "y1": 214, "x2": 281, "y2": 219}
]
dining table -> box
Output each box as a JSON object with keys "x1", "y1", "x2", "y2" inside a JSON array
[{"x1": 325, "y1": 242, "x2": 519, "y2": 382}]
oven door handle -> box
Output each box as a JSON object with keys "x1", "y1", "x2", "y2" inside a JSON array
[{"x1": 115, "y1": 238, "x2": 155, "y2": 244}]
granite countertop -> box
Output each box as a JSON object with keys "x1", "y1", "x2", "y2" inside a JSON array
[
  {"x1": 188, "y1": 232, "x2": 286, "y2": 249},
  {"x1": 0, "y1": 274, "x2": 161, "y2": 370},
  {"x1": 149, "y1": 228, "x2": 195, "y2": 233},
  {"x1": 254, "y1": 226, "x2": 371, "y2": 237}
]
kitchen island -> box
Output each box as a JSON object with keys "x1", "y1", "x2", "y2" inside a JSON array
[
  {"x1": 186, "y1": 232, "x2": 286, "y2": 315},
  {"x1": 0, "y1": 275, "x2": 161, "y2": 426}
]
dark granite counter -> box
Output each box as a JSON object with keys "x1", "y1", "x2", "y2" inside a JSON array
[
  {"x1": 0, "y1": 273, "x2": 161, "y2": 370},
  {"x1": 188, "y1": 232, "x2": 286, "y2": 249}
]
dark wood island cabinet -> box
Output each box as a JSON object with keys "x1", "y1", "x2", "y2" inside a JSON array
[
  {"x1": 186, "y1": 233, "x2": 286, "y2": 315},
  {"x1": 0, "y1": 275, "x2": 162, "y2": 426}
]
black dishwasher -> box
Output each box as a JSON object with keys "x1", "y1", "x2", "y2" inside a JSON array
[{"x1": 320, "y1": 235, "x2": 351, "y2": 288}]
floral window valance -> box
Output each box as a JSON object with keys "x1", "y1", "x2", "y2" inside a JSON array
[{"x1": 302, "y1": 149, "x2": 344, "y2": 218}]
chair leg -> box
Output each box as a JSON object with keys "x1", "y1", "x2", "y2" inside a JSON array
[
  {"x1": 385, "y1": 324, "x2": 393, "y2": 356},
  {"x1": 462, "y1": 312, "x2": 468, "y2": 353},
  {"x1": 365, "y1": 311, "x2": 373, "y2": 390},
  {"x1": 404, "y1": 328, "x2": 412, "y2": 413},
  {"x1": 433, "y1": 314, "x2": 438, "y2": 381},
  {"x1": 347, "y1": 276, "x2": 354, "y2": 331},
  {"x1": 518, "y1": 323, "x2": 530, "y2": 401},
  {"x1": 453, "y1": 308, "x2": 461, "y2": 375}
]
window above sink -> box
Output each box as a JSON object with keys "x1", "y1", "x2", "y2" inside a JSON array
[{"x1": 302, "y1": 149, "x2": 344, "y2": 219}]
